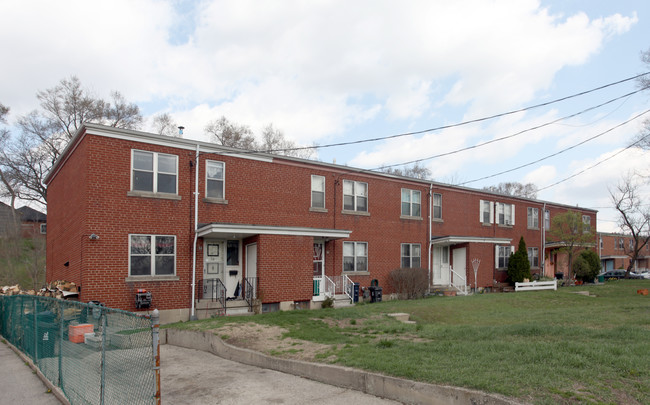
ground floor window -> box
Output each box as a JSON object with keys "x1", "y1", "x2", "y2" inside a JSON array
[
  {"x1": 401, "y1": 243, "x2": 421, "y2": 268},
  {"x1": 343, "y1": 241, "x2": 368, "y2": 272},
  {"x1": 129, "y1": 234, "x2": 176, "y2": 276},
  {"x1": 497, "y1": 245, "x2": 512, "y2": 269}
]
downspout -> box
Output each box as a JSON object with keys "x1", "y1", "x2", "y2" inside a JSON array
[
  {"x1": 541, "y1": 203, "x2": 546, "y2": 278},
  {"x1": 428, "y1": 183, "x2": 433, "y2": 289},
  {"x1": 190, "y1": 144, "x2": 200, "y2": 321}
]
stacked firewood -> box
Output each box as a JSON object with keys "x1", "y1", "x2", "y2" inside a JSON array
[{"x1": 0, "y1": 280, "x2": 79, "y2": 299}]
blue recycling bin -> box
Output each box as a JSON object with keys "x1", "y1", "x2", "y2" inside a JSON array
[{"x1": 351, "y1": 283, "x2": 360, "y2": 303}]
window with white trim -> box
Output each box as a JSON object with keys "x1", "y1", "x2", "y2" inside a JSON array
[
  {"x1": 206, "y1": 160, "x2": 225, "y2": 199},
  {"x1": 527, "y1": 247, "x2": 539, "y2": 267},
  {"x1": 132, "y1": 150, "x2": 178, "y2": 194},
  {"x1": 40, "y1": 224, "x2": 47, "y2": 234},
  {"x1": 311, "y1": 175, "x2": 325, "y2": 209},
  {"x1": 343, "y1": 241, "x2": 368, "y2": 272},
  {"x1": 480, "y1": 200, "x2": 493, "y2": 224},
  {"x1": 544, "y1": 209, "x2": 550, "y2": 230},
  {"x1": 618, "y1": 238, "x2": 624, "y2": 250},
  {"x1": 496, "y1": 203, "x2": 515, "y2": 226},
  {"x1": 343, "y1": 180, "x2": 368, "y2": 212},
  {"x1": 401, "y1": 189, "x2": 421, "y2": 217},
  {"x1": 527, "y1": 207, "x2": 539, "y2": 229},
  {"x1": 600, "y1": 236, "x2": 603, "y2": 249},
  {"x1": 401, "y1": 243, "x2": 421, "y2": 268},
  {"x1": 582, "y1": 215, "x2": 591, "y2": 233},
  {"x1": 129, "y1": 235, "x2": 176, "y2": 276},
  {"x1": 433, "y1": 193, "x2": 442, "y2": 220},
  {"x1": 496, "y1": 245, "x2": 513, "y2": 269}
]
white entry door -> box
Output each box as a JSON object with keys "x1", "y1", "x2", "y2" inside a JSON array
[
  {"x1": 432, "y1": 246, "x2": 450, "y2": 285},
  {"x1": 245, "y1": 243, "x2": 257, "y2": 299},
  {"x1": 204, "y1": 240, "x2": 225, "y2": 298},
  {"x1": 313, "y1": 241, "x2": 324, "y2": 297},
  {"x1": 452, "y1": 248, "x2": 467, "y2": 287}
]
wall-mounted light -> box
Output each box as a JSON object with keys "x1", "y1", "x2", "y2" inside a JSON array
[{"x1": 89, "y1": 234, "x2": 100, "y2": 240}]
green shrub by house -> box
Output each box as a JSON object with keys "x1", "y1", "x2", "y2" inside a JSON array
[{"x1": 507, "y1": 236, "x2": 532, "y2": 284}]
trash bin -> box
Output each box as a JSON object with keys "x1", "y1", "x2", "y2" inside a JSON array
[
  {"x1": 351, "y1": 283, "x2": 360, "y2": 303},
  {"x1": 37, "y1": 311, "x2": 57, "y2": 358},
  {"x1": 555, "y1": 272, "x2": 564, "y2": 280},
  {"x1": 597, "y1": 274, "x2": 605, "y2": 283},
  {"x1": 369, "y1": 284, "x2": 383, "y2": 303}
]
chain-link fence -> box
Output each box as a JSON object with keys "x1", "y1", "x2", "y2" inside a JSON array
[{"x1": 0, "y1": 295, "x2": 159, "y2": 404}]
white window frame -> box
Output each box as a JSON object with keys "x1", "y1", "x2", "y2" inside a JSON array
[
  {"x1": 527, "y1": 207, "x2": 539, "y2": 229},
  {"x1": 401, "y1": 243, "x2": 421, "y2": 268},
  {"x1": 433, "y1": 193, "x2": 442, "y2": 220},
  {"x1": 311, "y1": 175, "x2": 326, "y2": 209},
  {"x1": 343, "y1": 241, "x2": 368, "y2": 273},
  {"x1": 495, "y1": 245, "x2": 514, "y2": 269},
  {"x1": 480, "y1": 200, "x2": 494, "y2": 224},
  {"x1": 496, "y1": 203, "x2": 515, "y2": 226},
  {"x1": 544, "y1": 209, "x2": 550, "y2": 230},
  {"x1": 527, "y1": 247, "x2": 539, "y2": 268},
  {"x1": 129, "y1": 234, "x2": 176, "y2": 276},
  {"x1": 582, "y1": 215, "x2": 591, "y2": 233},
  {"x1": 343, "y1": 180, "x2": 368, "y2": 213},
  {"x1": 206, "y1": 160, "x2": 225, "y2": 200},
  {"x1": 131, "y1": 150, "x2": 178, "y2": 194},
  {"x1": 40, "y1": 223, "x2": 47, "y2": 234},
  {"x1": 401, "y1": 189, "x2": 421, "y2": 218}
]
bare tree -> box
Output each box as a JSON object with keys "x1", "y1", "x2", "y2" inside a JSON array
[
  {"x1": 1, "y1": 77, "x2": 143, "y2": 206},
  {"x1": 205, "y1": 116, "x2": 257, "y2": 149},
  {"x1": 152, "y1": 113, "x2": 181, "y2": 137},
  {"x1": 484, "y1": 182, "x2": 538, "y2": 199},
  {"x1": 633, "y1": 48, "x2": 650, "y2": 149},
  {"x1": 259, "y1": 124, "x2": 316, "y2": 159},
  {"x1": 380, "y1": 162, "x2": 432, "y2": 180},
  {"x1": 610, "y1": 173, "x2": 650, "y2": 275}
]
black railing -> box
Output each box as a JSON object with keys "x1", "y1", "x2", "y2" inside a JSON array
[
  {"x1": 200, "y1": 278, "x2": 226, "y2": 312},
  {"x1": 243, "y1": 277, "x2": 257, "y2": 313}
]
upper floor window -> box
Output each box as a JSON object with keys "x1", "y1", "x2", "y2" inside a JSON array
[
  {"x1": 618, "y1": 238, "x2": 624, "y2": 250},
  {"x1": 343, "y1": 180, "x2": 368, "y2": 212},
  {"x1": 40, "y1": 224, "x2": 47, "y2": 234},
  {"x1": 480, "y1": 200, "x2": 494, "y2": 224},
  {"x1": 129, "y1": 234, "x2": 176, "y2": 276},
  {"x1": 527, "y1": 247, "x2": 539, "y2": 268},
  {"x1": 311, "y1": 175, "x2": 325, "y2": 209},
  {"x1": 582, "y1": 215, "x2": 591, "y2": 233},
  {"x1": 628, "y1": 239, "x2": 634, "y2": 251},
  {"x1": 600, "y1": 237, "x2": 603, "y2": 249},
  {"x1": 206, "y1": 160, "x2": 225, "y2": 199},
  {"x1": 343, "y1": 241, "x2": 368, "y2": 272},
  {"x1": 527, "y1": 207, "x2": 539, "y2": 229},
  {"x1": 433, "y1": 193, "x2": 442, "y2": 220},
  {"x1": 496, "y1": 203, "x2": 515, "y2": 226},
  {"x1": 401, "y1": 243, "x2": 421, "y2": 268},
  {"x1": 132, "y1": 150, "x2": 178, "y2": 194},
  {"x1": 544, "y1": 209, "x2": 550, "y2": 230},
  {"x1": 401, "y1": 189, "x2": 421, "y2": 217}
]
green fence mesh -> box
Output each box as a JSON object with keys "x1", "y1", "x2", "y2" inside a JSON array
[{"x1": 0, "y1": 295, "x2": 158, "y2": 405}]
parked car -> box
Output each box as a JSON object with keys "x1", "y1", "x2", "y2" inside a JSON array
[{"x1": 629, "y1": 271, "x2": 650, "y2": 280}]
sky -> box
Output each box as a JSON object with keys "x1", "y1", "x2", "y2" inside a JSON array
[{"x1": 1, "y1": 0, "x2": 650, "y2": 233}]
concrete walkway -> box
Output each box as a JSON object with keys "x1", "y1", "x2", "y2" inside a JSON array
[
  {"x1": 161, "y1": 344, "x2": 401, "y2": 404},
  {"x1": 0, "y1": 341, "x2": 62, "y2": 404}
]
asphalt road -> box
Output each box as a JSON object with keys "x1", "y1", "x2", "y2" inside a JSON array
[{"x1": 160, "y1": 344, "x2": 402, "y2": 405}]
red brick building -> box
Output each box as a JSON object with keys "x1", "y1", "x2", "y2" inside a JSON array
[
  {"x1": 598, "y1": 232, "x2": 650, "y2": 272},
  {"x1": 45, "y1": 124, "x2": 597, "y2": 323}
]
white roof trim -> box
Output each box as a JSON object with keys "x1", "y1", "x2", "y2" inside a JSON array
[
  {"x1": 430, "y1": 236, "x2": 512, "y2": 246},
  {"x1": 197, "y1": 223, "x2": 351, "y2": 239}
]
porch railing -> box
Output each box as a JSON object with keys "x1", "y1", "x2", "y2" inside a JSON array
[
  {"x1": 323, "y1": 275, "x2": 335, "y2": 298},
  {"x1": 243, "y1": 277, "x2": 257, "y2": 312},
  {"x1": 331, "y1": 275, "x2": 354, "y2": 299},
  {"x1": 200, "y1": 278, "x2": 226, "y2": 311},
  {"x1": 449, "y1": 266, "x2": 468, "y2": 295}
]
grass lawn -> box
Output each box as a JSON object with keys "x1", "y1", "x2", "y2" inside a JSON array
[{"x1": 169, "y1": 280, "x2": 650, "y2": 404}]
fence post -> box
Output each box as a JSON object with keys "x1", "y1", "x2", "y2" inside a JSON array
[
  {"x1": 58, "y1": 299, "x2": 64, "y2": 386},
  {"x1": 33, "y1": 297, "x2": 38, "y2": 364},
  {"x1": 100, "y1": 307, "x2": 107, "y2": 405},
  {"x1": 152, "y1": 309, "x2": 161, "y2": 404}
]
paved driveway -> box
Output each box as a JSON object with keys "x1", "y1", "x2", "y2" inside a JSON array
[{"x1": 161, "y1": 344, "x2": 401, "y2": 405}]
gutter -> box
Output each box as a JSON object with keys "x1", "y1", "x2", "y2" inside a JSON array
[
  {"x1": 190, "y1": 144, "x2": 200, "y2": 321},
  {"x1": 428, "y1": 184, "x2": 432, "y2": 289}
]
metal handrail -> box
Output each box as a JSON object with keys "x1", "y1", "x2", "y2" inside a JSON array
[
  {"x1": 200, "y1": 278, "x2": 226, "y2": 313},
  {"x1": 323, "y1": 275, "x2": 335, "y2": 298},
  {"x1": 243, "y1": 277, "x2": 257, "y2": 312},
  {"x1": 342, "y1": 274, "x2": 353, "y2": 300},
  {"x1": 449, "y1": 266, "x2": 468, "y2": 295}
]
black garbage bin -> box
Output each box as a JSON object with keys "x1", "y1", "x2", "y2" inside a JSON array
[
  {"x1": 370, "y1": 286, "x2": 383, "y2": 303},
  {"x1": 555, "y1": 272, "x2": 564, "y2": 280}
]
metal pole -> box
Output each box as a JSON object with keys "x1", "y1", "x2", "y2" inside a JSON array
[
  {"x1": 58, "y1": 299, "x2": 64, "y2": 386},
  {"x1": 152, "y1": 309, "x2": 161, "y2": 405},
  {"x1": 33, "y1": 297, "x2": 38, "y2": 364},
  {"x1": 100, "y1": 308, "x2": 107, "y2": 405}
]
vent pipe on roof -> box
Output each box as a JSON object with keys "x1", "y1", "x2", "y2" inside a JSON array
[{"x1": 178, "y1": 126, "x2": 185, "y2": 136}]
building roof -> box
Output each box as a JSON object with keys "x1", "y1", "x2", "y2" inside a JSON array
[{"x1": 16, "y1": 206, "x2": 47, "y2": 222}]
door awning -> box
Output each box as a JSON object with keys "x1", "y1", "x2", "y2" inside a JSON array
[
  {"x1": 430, "y1": 235, "x2": 512, "y2": 246},
  {"x1": 197, "y1": 222, "x2": 352, "y2": 240}
]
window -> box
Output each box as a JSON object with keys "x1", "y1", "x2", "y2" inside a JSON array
[
  {"x1": 206, "y1": 161, "x2": 225, "y2": 199},
  {"x1": 480, "y1": 200, "x2": 493, "y2": 224},
  {"x1": 433, "y1": 193, "x2": 442, "y2": 220},
  {"x1": 582, "y1": 215, "x2": 591, "y2": 233},
  {"x1": 496, "y1": 203, "x2": 515, "y2": 226},
  {"x1": 343, "y1": 180, "x2": 368, "y2": 212},
  {"x1": 629, "y1": 239, "x2": 634, "y2": 251},
  {"x1": 496, "y1": 245, "x2": 512, "y2": 269},
  {"x1": 600, "y1": 236, "x2": 603, "y2": 249},
  {"x1": 227, "y1": 240, "x2": 239, "y2": 266},
  {"x1": 618, "y1": 238, "x2": 624, "y2": 250},
  {"x1": 40, "y1": 224, "x2": 47, "y2": 234},
  {"x1": 527, "y1": 247, "x2": 539, "y2": 267},
  {"x1": 401, "y1": 189, "x2": 421, "y2": 217},
  {"x1": 132, "y1": 150, "x2": 178, "y2": 194},
  {"x1": 343, "y1": 242, "x2": 368, "y2": 272},
  {"x1": 544, "y1": 209, "x2": 550, "y2": 230},
  {"x1": 527, "y1": 207, "x2": 539, "y2": 229},
  {"x1": 401, "y1": 243, "x2": 421, "y2": 268},
  {"x1": 129, "y1": 235, "x2": 176, "y2": 276},
  {"x1": 311, "y1": 175, "x2": 325, "y2": 209}
]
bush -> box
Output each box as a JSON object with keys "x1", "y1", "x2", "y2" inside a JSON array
[
  {"x1": 321, "y1": 296, "x2": 334, "y2": 309},
  {"x1": 507, "y1": 237, "x2": 532, "y2": 284},
  {"x1": 388, "y1": 268, "x2": 428, "y2": 299},
  {"x1": 574, "y1": 249, "x2": 601, "y2": 282}
]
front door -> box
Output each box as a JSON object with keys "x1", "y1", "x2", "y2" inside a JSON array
[
  {"x1": 432, "y1": 246, "x2": 450, "y2": 285},
  {"x1": 313, "y1": 241, "x2": 324, "y2": 297},
  {"x1": 452, "y1": 247, "x2": 467, "y2": 287},
  {"x1": 204, "y1": 240, "x2": 225, "y2": 299},
  {"x1": 245, "y1": 243, "x2": 257, "y2": 299}
]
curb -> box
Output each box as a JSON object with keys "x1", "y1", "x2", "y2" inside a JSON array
[{"x1": 162, "y1": 328, "x2": 524, "y2": 405}]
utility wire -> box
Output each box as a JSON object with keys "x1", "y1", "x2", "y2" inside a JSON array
[{"x1": 458, "y1": 109, "x2": 650, "y2": 186}]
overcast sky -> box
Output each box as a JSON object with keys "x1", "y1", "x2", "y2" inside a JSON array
[{"x1": 2, "y1": 0, "x2": 650, "y2": 232}]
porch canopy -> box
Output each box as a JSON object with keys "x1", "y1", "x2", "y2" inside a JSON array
[
  {"x1": 197, "y1": 222, "x2": 351, "y2": 240},
  {"x1": 430, "y1": 235, "x2": 512, "y2": 246}
]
